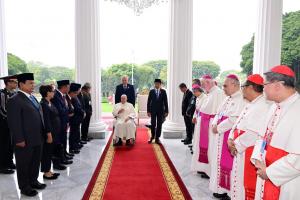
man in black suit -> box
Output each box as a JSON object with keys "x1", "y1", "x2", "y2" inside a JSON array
[
  {"x1": 179, "y1": 83, "x2": 194, "y2": 145},
  {"x1": 51, "y1": 80, "x2": 72, "y2": 169},
  {"x1": 7, "y1": 73, "x2": 46, "y2": 197},
  {"x1": 0, "y1": 75, "x2": 17, "y2": 174},
  {"x1": 79, "y1": 83, "x2": 93, "y2": 142},
  {"x1": 68, "y1": 83, "x2": 85, "y2": 153},
  {"x1": 147, "y1": 79, "x2": 169, "y2": 144},
  {"x1": 115, "y1": 75, "x2": 136, "y2": 106}
]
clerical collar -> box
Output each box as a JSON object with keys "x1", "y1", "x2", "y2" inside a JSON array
[
  {"x1": 230, "y1": 90, "x2": 242, "y2": 98},
  {"x1": 250, "y1": 94, "x2": 263, "y2": 104},
  {"x1": 277, "y1": 92, "x2": 299, "y2": 108}
]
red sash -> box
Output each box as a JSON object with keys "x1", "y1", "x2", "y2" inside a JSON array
[
  {"x1": 219, "y1": 116, "x2": 234, "y2": 190},
  {"x1": 198, "y1": 112, "x2": 215, "y2": 163},
  {"x1": 232, "y1": 129, "x2": 256, "y2": 199},
  {"x1": 244, "y1": 146, "x2": 256, "y2": 200},
  {"x1": 263, "y1": 146, "x2": 288, "y2": 200}
]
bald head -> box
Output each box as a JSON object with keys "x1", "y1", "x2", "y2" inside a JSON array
[{"x1": 121, "y1": 94, "x2": 128, "y2": 104}]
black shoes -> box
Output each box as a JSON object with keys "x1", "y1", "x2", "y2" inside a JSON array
[
  {"x1": 80, "y1": 141, "x2": 87, "y2": 145},
  {"x1": 184, "y1": 140, "x2": 192, "y2": 145},
  {"x1": 126, "y1": 139, "x2": 133, "y2": 146},
  {"x1": 21, "y1": 188, "x2": 38, "y2": 197},
  {"x1": 201, "y1": 173, "x2": 210, "y2": 179},
  {"x1": 148, "y1": 138, "x2": 154, "y2": 144},
  {"x1": 53, "y1": 164, "x2": 67, "y2": 170},
  {"x1": 113, "y1": 139, "x2": 123, "y2": 146},
  {"x1": 43, "y1": 175, "x2": 58, "y2": 180},
  {"x1": 61, "y1": 159, "x2": 73, "y2": 165},
  {"x1": 145, "y1": 124, "x2": 152, "y2": 129},
  {"x1": 69, "y1": 149, "x2": 80, "y2": 154},
  {"x1": 0, "y1": 168, "x2": 14, "y2": 174},
  {"x1": 213, "y1": 193, "x2": 228, "y2": 199},
  {"x1": 31, "y1": 181, "x2": 46, "y2": 190},
  {"x1": 181, "y1": 138, "x2": 187, "y2": 142},
  {"x1": 155, "y1": 139, "x2": 161, "y2": 145}
]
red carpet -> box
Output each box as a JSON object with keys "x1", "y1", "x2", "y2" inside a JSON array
[{"x1": 83, "y1": 128, "x2": 192, "y2": 200}]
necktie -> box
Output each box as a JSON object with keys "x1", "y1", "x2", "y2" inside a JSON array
[
  {"x1": 156, "y1": 89, "x2": 159, "y2": 99},
  {"x1": 30, "y1": 95, "x2": 40, "y2": 109}
]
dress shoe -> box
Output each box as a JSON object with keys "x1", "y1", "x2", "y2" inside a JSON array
[
  {"x1": 77, "y1": 144, "x2": 84, "y2": 149},
  {"x1": 155, "y1": 139, "x2": 162, "y2": 144},
  {"x1": 64, "y1": 154, "x2": 73, "y2": 160},
  {"x1": 148, "y1": 138, "x2": 154, "y2": 144},
  {"x1": 181, "y1": 139, "x2": 187, "y2": 143},
  {"x1": 113, "y1": 139, "x2": 123, "y2": 147},
  {"x1": 197, "y1": 171, "x2": 205, "y2": 175},
  {"x1": 201, "y1": 173, "x2": 210, "y2": 179},
  {"x1": 52, "y1": 173, "x2": 60, "y2": 177},
  {"x1": 61, "y1": 159, "x2": 73, "y2": 165},
  {"x1": 221, "y1": 195, "x2": 231, "y2": 200},
  {"x1": 69, "y1": 149, "x2": 80, "y2": 154},
  {"x1": 184, "y1": 140, "x2": 192, "y2": 145},
  {"x1": 0, "y1": 168, "x2": 14, "y2": 174},
  {"x1": 145, "y1": 124, "x2": 152, "y2": 129},
  {"x1": 8, "y1": 163, "x2": 16, "y2": 169},
  {"x1": 53, "y1": 164, "x2": 67, "y2": 170},
  {"x1": 213, "y1": 193, "x2": 228, "y2": 199},
  {"x1": 80, "y1": 141, "x2": 87, "y2": 145},
  {"x1": 43, "y1": 175, "x2": 58, "y2": 180},
  {"x1": 31, "y1": 181, "x2": 46, "y2": 190},
  {"x1": 65, "y1": 152, "x2": 74, "y2": 157},
  {"x1": 21, "y1": 188, "x2": 38, "y2": 197}
]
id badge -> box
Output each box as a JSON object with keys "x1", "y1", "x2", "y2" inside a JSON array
[{"x1": 260, "y1": 140, "x2": 267, "y2": 154}]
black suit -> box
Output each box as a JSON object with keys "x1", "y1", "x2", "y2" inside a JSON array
[
  {"x1": 40, "y1": 98, "x2": 61, "y2": 172},
  {"x1": 79, "y1": 91, "x2": 92, "y2": 140},
  {"x1": 0, "y1": 88, "x2": 16, "y2": 170},
  {"x1": 7, "y1": 91, "x2": 45, "y2": 191},
  {"x1": 51, "y1": 90, "x2": 69, "y2": 148},
  {"x1": 115, "y1": 84, "x2": 136, "y2": 106},
  {"x1": 181, "y1": 89, "x2": 194, "y2": 141},
  {"x1": 147, "y1": 88, "x2": 169, "y2": 139},
  {"x1": 69, "y1": 96, "x2": 85, "y2": 150}
]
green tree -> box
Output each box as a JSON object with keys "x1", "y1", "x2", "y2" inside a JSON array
[
  {"x1": 7, "y1": 53, "x2": 28, "y2": 75},
  {"x1": 192, "y1": 61, "x2": 221, "y2": 78},
  {"x1": 240, "y1": 11, "x2": 300, "y2": 76},
  {"x1": 159, "y1": 65, "x2": 168, "y2": 84},
  {"x1": 142, "y1": 60, "x2": 167, "y2": 78}
]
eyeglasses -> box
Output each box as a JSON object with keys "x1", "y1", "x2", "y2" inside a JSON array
[{"x1": 241, "y1": 84, "x2": 250, "y2": 88}]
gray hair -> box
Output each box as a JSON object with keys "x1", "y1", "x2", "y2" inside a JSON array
[
  {"x1": 121, "y1": 94, "x2": 127, "y2": 98},
  {"x1": 264, "y1": 71, "x2": 295, "y2": 88},
  {"x1": 121, "y1": 75, "x2": 128, "y2": 80}
]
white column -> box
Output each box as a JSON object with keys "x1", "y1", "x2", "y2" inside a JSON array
[
  {"x1": 253, "y1": 0, "x2": 283, "y2": 74},
  {"x1": 75, "y1": 0, "x2": 107, "y2": 138},
  {"x1": 163, "y1": 0, "x2": 193, "y2": 138},
  {"x1": 0, "y1": 0, "x2": 8, "y2": 88}
]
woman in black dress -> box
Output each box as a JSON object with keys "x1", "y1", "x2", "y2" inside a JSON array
[{"x1": 39, "y1": 85, "x2": 61, "y2": 179}]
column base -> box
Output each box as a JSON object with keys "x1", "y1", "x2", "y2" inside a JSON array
[
  {"x1": 162, "y1": 120, "x2": 186, "y2": 139},
  {"x1": 88, "y1": 120, "x2": 108, "y2": 139}
]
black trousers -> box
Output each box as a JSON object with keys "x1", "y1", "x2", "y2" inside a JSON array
[
  {"x1": 0, "y1": 118, "x2": 14, "y2": 169},
  {"x1": 69, "y1": 123, "x2": 80, "y2": 150},
  {"x1": 183, "y1": 115, "x2": 194, "y2": 141},
  {"x1": 41, "y1": 142, "x2": 53, "y2": 173},
  {"x1": 15, "y1": 145, "x2": 42, "y2": 190},
  {"x1": 81, "y1": 113, "x2": 91, "y2": 140},
  {"x1": 150, "y1": 112, "x2": 164, "y2": 139},
  {"x1": 59, "y1": 125, "x2": 67, "y2": 152}
]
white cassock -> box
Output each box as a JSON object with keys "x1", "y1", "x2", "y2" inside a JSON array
[
  {"x1": 191, "y1": 93, "x2": 208, "y2": 171},
  {"x1": 112, "y1": 102, "x2": 136, "y2": 140},
  {"x1": 191, "y1": 86, "x2": 225, "y2": 176},
  {"x1": 228, "y1": 95, "x2": 271, "y2": 200},
  {"x1": 251, "y1": 92, "x2": 300, "y2": 200},
  {"x1": 210, "y1": 90, "x2": 246, "y2": 195}
]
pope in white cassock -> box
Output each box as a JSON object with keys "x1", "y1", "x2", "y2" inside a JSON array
[
  {"x1": 191, "y1": 75, "x2": 224, "y2": 179},
  {"x1": 251, "y1": 65, "x2": 300, "y2": 200},
  {"x1": 210, "y1": 74, "x2": 246, "y2": 199},
  {"x1": 112, "y1": 94, "x2": 136, "y2": 146},
  {"x1": 228, "y1": 74, "x2": 271, "y2": 200}
]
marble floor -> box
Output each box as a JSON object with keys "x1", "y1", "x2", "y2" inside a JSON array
[{"x1": 0, "y1": 131, "x2": 214, "y2": 200}]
